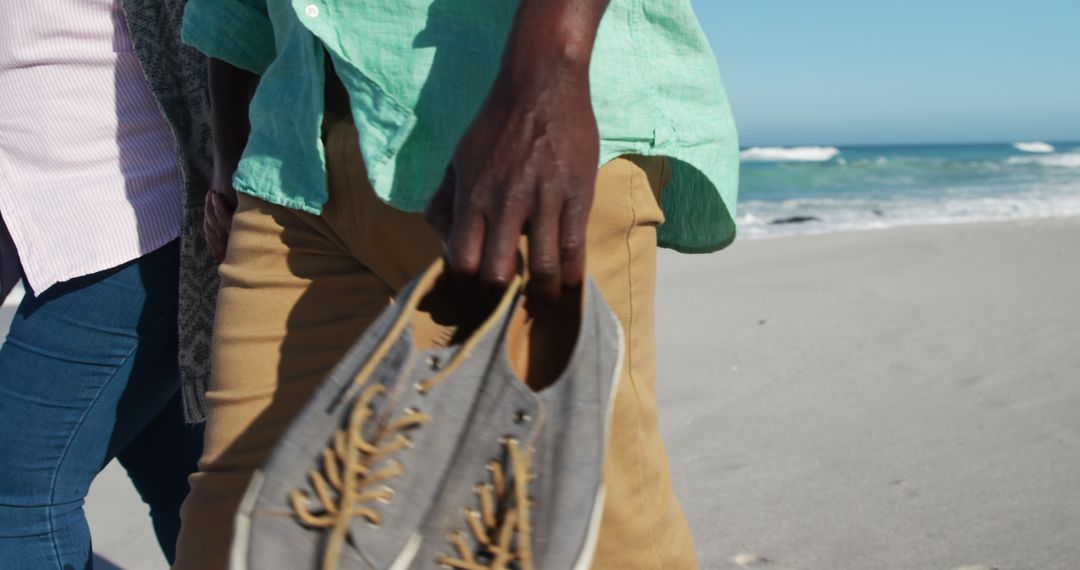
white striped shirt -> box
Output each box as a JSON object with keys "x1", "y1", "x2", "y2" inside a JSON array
[{"x1": 0, "y1": 0, "x2": 183, "y2": 295}]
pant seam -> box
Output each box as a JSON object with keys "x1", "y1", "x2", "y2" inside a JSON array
[
  {"x1": 43, "y1": 312, "x2": 175, "y2": 567},
  {"x1": 624, "y1": 159, "x2": 666, "y2": 570}
]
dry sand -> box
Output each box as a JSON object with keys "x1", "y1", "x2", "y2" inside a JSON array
[
  {"x1": 658, "y1": 217, "x2": 1080, "y2": 569},
  {"x1": 6, "y1": 216, "x2": 1078, "y2": 569}
]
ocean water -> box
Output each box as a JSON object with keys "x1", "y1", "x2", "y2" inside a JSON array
[{"x1": 736, "y1": 141, "x2": 1080, "y2": 238}]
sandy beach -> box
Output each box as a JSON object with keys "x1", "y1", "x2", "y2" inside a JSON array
[
  {"x1": 659, "y1": 216, "x2": 1080, "y2": 569},
  {"x1": 7, "y1": 216, "x2": 1077, "y2": 569}
]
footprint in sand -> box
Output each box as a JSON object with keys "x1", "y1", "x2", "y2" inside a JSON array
[
  {"x1": 888, "y1": 478, "x2": 920, "y2": 499},
  {"x1": 956, "y1": 374, "x2": 985, "y2": 388}
]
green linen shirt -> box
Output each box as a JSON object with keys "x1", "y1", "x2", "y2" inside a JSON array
[{"x1": 182, "y1": 0, "x2": 739, "y2": 252}]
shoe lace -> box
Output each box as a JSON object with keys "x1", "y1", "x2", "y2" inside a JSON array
[
  {"x1": 438, "y1": 437, "x2": 536, "y2": 570},
  {"x1": 289, "y1": 383, "x2": 431, "y2": 570}
]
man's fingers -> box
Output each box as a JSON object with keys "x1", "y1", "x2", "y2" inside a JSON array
[
  {"x1": 210, "y1": 192, "x2": 234, "y2": 235},
  {"x1": 558, "y1": 199, "x2": 589, "y2": 287},
  {"x1": 526, "y1": 196, "x2": 562, "y2": 302},
  {"x1": 445, "y1": 208, "x2": 485, "y2": 278},
  {"x1": 479, "y1": 205, "x2": 527, "y2": 288},
  {"x1": 203, "y1": 191, "x2": 232, "y2": 263},
  {"x1": 203, "y1": 216, "x2": 225, "y2": 263},
  {"x1": 203, "y1": 194, "x2": 221, "y2": 260},
  {"x1": 204, "y1": 218, "x2": 225, "y2": 260},
  {"x1": 209, "y1": 194, "x2": 233, "y2": 257}
]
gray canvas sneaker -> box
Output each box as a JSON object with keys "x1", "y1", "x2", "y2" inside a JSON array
[
  {"x1": 230, "y1": 260, "x2": 525, "y2": 570},
  {"x1": 413, "y1": 277, "x2": 624, "y2": 570}
]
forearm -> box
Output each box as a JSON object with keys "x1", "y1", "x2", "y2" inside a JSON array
[
  {"x1": 208, "y1": 57, "x2": 259, "y2": 186},
  {"x1": 500, "y1": 0, "x2": 611, "y2": 86}
]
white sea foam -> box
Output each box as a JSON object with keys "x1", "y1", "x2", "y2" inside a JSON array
[
  {"x1": 740, "y1": 146, "x2": 840, "y2": 162},
  {"x1": 737, "y1": 142, "x2": 1080, "y2": 240},
  {"x1": 1007, "y1": 153, "x2": 1080, "y2": 169},
  {"x1": 737, "y1": 190, "x2": 1080, "y2": 239},
  {"x1": 1013, "y1": 141, "x2": 1055, "y2": 153}
]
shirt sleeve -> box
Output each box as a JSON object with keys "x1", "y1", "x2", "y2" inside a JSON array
[{"x1": 181, "y1": 0, "x2": 276, "y2": 75}]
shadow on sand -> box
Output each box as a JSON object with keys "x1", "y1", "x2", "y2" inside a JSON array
[{"x1": 93, "y1": 553, "x2": 125, "y2": 570}]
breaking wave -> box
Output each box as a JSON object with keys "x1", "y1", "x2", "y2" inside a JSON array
[
  {"x1": 740, "y1": 146, "x2": 841, "y2": 162},
  {"x1": 1006, "y1": 152, "x2": 1080, "y2": 169},
  {"x1": 737, "y1": 142, "x2": 1080, "y2": 239},
  {"x1": 1013, "y1": 141, "x2": 1055, "y2": 153}
]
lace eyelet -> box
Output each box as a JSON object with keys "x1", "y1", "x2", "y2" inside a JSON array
[
  {"x1": 513, "y1": 410, "x2": 531, "y2": 424},
  {"x1": 377, "y1": 486, "x2": 396, "y2": 504}
]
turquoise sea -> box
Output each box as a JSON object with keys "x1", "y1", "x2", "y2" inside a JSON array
[{"x1": 737, "y1": 141, "x2": 1080, "y2": 238}]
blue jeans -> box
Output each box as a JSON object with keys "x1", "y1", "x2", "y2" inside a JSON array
[{"x1": 0, "y1": 241, "x2": 203, "y2": 569}]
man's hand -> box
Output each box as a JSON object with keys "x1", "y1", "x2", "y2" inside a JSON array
[
  {"x1": 425, "y1": 0, "x2": 610, "y2": 302},
  {"x1": 203, "y1": 176, "x2": 236, "y2": 263},
  {"x1": 203, "y1": 58, "x2": 258, "y2": 263}
]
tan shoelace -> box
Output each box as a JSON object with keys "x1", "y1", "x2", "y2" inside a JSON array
[
  {"x1": 290, "y1": 383, "x2": 431, "y2": 570},
  {"x1": 438, "y1": 438, "x2": 536, "y2": 570},
  {"x1": 285, "y1": 264, "x2": 523, "y2": 570}
]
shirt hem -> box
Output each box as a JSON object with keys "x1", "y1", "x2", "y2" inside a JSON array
[
  {"x1": 234, "y1": 183, "x2": 324, "y2": 216},
  {"x1": 17, "y1": 228, "x2": 180, "y2": 297}
]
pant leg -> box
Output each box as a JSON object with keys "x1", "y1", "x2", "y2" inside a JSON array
[
  {"x1": 587, "y1": 156, "x2": 699, "y2": 569},
  {"x1": 0, "y1": 241, "x2": 196, "y2": 569},
  {"x1": 173, "y1": 116, "x2": 440, "y2": 570},
  {"x1": 171, "y1": 193, "x2": 381, "y2": 570},
  {"x1": 116, "y1": 390, "x2": 203, "y2": 564}
]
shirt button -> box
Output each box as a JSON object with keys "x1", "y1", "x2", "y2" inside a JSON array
[{"x1": 305, "y1": 4, "x2": 320, "y2": 17}]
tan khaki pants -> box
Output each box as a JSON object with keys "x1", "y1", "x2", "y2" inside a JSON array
[{"x1": 174, "y1": 113, "x2": 698, "y2": 569}]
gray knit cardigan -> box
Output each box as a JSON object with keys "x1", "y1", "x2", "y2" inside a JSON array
[{"x1": 124, "y1": 0, "x2": 216, "y2": 422}]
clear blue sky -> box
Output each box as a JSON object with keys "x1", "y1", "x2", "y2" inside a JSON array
[{"x1": 692, "y1": 0, "x2": 1080, "y2": 147}]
